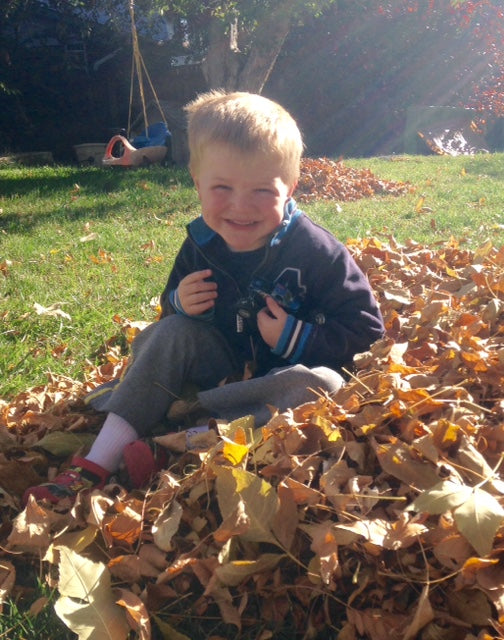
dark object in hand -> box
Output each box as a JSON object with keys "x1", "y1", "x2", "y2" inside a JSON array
[{"x1": 236, "y1": 285, "x2": 269, "y2": 322}]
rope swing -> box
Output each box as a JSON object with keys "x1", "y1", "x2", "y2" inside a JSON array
[
  {"x1": 102, "y1": 3, "x2": 170, "y2": 167},
  {"x1": 127, "y1": 0, "x2": 166, "y2": 139}
]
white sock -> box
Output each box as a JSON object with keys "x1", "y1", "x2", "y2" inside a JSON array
[{"x1": 86, "y1": 412, "x2": 138, "y2": 472}]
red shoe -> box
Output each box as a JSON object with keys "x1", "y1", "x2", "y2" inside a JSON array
[
  {"x1": 23, "y1": 456, "x2": 109, "y2": 506},
  {"x1": 122, "y1": 440, "x2": 168, "y2": 489}
]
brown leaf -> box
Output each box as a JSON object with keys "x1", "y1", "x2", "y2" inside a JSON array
[
  {"x1": 0, "y1": 560, "x2": 15, "y2": 609},
  {"x1": 403, "y1": 585, "x2": 434, "y2": 640},
  {"x1": 116, "y1": 588, "x2": 151, "y2": 640}
]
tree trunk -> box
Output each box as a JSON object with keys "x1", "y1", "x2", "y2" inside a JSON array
[
  {"x1": 236, "y1": 1, "x2": 293, "y2": 93},
  {"x1": 202, "y1": 1, "x2": 295, "y2": 94},
  {"x1": 201, "y1": 17, "x2": 241, "y2": 91}
]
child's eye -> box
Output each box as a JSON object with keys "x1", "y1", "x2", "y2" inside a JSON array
[{"x1": 213, "y1": 184, "x2": 231, "y2": 191}]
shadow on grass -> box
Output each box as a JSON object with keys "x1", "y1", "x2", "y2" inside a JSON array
[
  {"x1": 0, "y1": 165, "x2": 193, "y2": 197},
  {"x1": 0, "y1": 165, "x2": 196, "y2": 233}
]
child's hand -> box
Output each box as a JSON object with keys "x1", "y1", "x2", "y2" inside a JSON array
[
  {"x1": 257, "y1": 296, "x2": 288, "y2": 348},
  {"x1": 177, "y1": 269, "x2": 217, "y2": 315}
]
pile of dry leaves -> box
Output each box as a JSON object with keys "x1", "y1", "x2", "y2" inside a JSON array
[
  {"x1": 1, "y1": 236, "x2": 504, "y2": 640},
  {"x1": 297, "y1": 157, "x2": 412, "y2": 202}
]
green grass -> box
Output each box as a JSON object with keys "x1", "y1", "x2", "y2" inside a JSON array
[
  {"x1": 0, "y1": 581, "x2": 72, "y2": 640},
  {"x1": 309, "y1": 154, "x2": 504, "y2": 245},
  {"x1": 1, "y1": 154, "x2": 503, "y2": 400}
]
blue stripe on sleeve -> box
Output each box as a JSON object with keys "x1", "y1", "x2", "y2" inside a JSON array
[
  {"x1": 272, "y1": 314, "x2": 296, "y2": 356},
  {"x1": 290, "y1": 322, "x2": 314, "y2": 363}
]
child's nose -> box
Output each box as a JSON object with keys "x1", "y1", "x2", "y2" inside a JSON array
[{"x1": 230, "y1": 190, "x2": 252, "y2": 212}]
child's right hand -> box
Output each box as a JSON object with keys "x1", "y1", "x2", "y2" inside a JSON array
[{"x1": 177, "y1": 269, "x2": 217, "y2": 316}]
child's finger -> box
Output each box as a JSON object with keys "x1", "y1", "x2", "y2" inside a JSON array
[
  {"x1": 182, "y1": 269, "x2": 213, "y2": 284},
  {"x1": 265, "y1": 295, "x2": 285, "y2": 318}
]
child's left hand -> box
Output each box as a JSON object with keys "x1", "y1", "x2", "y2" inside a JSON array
[{"x1": 257, "y1": 296, "x2": 288, "y2": 348}]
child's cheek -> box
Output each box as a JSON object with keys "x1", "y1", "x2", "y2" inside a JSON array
[
  {"x1": 208, "y1": 190, "x2": 228, "y2": 206},
  {"x1": 218, "y1": 194, "x2": 232, "y2": 210}
]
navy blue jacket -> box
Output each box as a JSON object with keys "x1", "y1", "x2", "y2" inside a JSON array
[{"x1": 160, "y1": 199, "x2": 384, "y2": 376}]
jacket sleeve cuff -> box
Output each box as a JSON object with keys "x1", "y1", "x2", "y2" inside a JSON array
[
  {"x1": 272, "y1": 315, "x2": 313, "y2": 362},
  {"x1": 169, "y1": 288, "x2": 184, "y2": 313},
  {"x1": 168, "y1": 289, "x2": 214, "y2": 322}
]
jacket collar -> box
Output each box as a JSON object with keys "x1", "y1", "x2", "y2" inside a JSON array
[{"x1": 187, "y1": 197, "x2": 301, "y2": 248}]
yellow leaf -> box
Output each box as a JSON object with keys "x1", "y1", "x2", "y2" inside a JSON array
[
  {"x1": 327, "y1": 427, "x2": 342, "y2": 443},
  {"x1": 375, "y1": 440, "x2": 440, "y2": 489},
  {"x1": 152, "y1": 500, "x2": 183, "y2": 552},
  {"x1": 31, "y1": 431, "x2": 96, "y2": 457},
  {"x1": 219, "y1": 415, "x2": 255, "y2": 443},
  {"x1": 454, "y1": 488, "x2": 504, "y2": 557},
  {"x1": 445, "y1": 266, "x2": 459, "y2": 277},
  {"x1": 310, "y1": 413, "x2": 336, "y2": 435},
  {"x1": 215, "y1": 554, "x2": 284, "y2": 587},
  {"x1": 214, "y1": 466, "x2": 279, "y2": 545},
  {"x1": 474, "y1": 239, "x2": 493, "y2": 260},
  {"x1": 222, "y1": 437, "x2": 250, "y2": 465},
  {"x1": 439, "y1": 421, "x2": 459, "y2": 446},
  {"x1": 409, "y1": 480, "x2": 471, "y2": 515},
  {"x1": 125, "y1": 326, "x2": 142, "y2": 343},
  {"x1": 54, "y1": 548, "x2": 129, "y2": 640},
  {"x1": 47, "y1": 527, "x2": 97, "y2": 559}
]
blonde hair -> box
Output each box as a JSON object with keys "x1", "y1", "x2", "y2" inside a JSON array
[{"x1": 185, "y1": 90, "x2": 303, "y2": 186}]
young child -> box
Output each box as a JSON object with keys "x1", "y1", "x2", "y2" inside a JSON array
[{"x1": 24, "y1": 91, "x2": 384, "y2": 505}]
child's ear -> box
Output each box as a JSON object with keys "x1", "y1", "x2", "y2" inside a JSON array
[
  {"x1": 190, "y1": 171, "x2": 200, "y2": 193},
  {"x1": 288, "y1": 180, "x2": 298, "y2": 197}
]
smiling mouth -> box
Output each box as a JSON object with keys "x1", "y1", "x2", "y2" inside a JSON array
[{"x1": 227, "y1": 219, "x2": 257, "y2": 227}]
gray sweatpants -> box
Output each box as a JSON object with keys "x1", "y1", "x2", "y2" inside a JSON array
[{"x1": 88, "y1": 315, "x2": 344, "y2": 435}]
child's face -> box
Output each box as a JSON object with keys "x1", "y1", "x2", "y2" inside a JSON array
[{"x1": 192, "y1": 143, "x2": 296, "y2": 252}]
